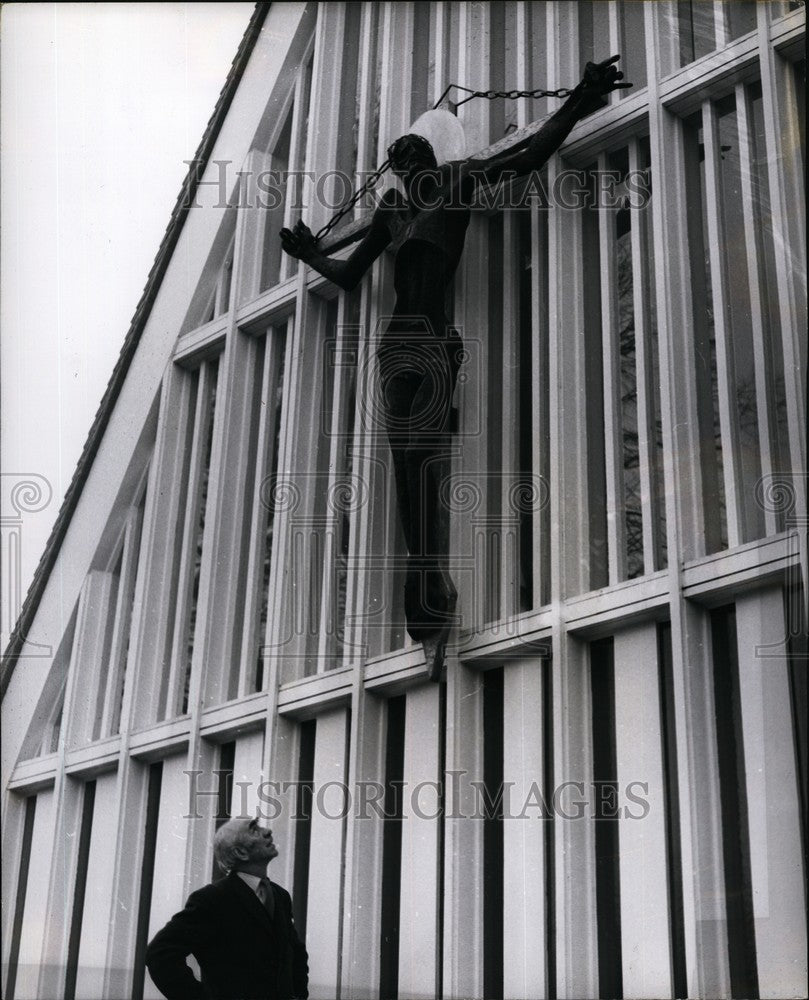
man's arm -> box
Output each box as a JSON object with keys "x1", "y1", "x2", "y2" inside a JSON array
[
  {"x1": 290, "y1": 917, "x2": 309, "y2": 999},
  {"x1": 145, "y1": 889, "x2": 214, "y2": 1000},
  {"x1": 280, "y1": 195, "x2": 393, "y2": 292},
  {"x1": 274, "y1": 884, "x2": 309, "y2": 999},
  {"x1": 463, "y1": 55, "x2": 632, "y2": 188}
]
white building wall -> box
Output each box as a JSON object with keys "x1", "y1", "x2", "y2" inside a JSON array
[{"x1": 2, "y1": 3, "x2": 806, "y2": 999}]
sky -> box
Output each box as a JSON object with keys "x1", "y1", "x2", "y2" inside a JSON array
[{"x1": 1, "y1": 2, "x2": 255, "y2": 635}]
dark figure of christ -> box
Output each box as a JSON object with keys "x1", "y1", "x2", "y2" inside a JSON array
[{"x1": 281, "y1": 56, "x2": 630, "y2": 673}]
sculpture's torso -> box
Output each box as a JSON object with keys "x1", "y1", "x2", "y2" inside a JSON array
[
  {"x1": 380, "y1": 164, "x2": 472, "y2": 299},
  {"x1": 377, "y1": 165, "x2": 471, "y2": 354}
]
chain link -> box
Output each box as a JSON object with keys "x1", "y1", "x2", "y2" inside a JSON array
[
  {"x1": 313, "y1": 158, "x2": 390, "y2": 243},
  {"x1": 454, "y1": 86, "x2": 573, "y2": 107},
  {"x1": 313, "y1": 84, "x2": 574, "y2": 244}
]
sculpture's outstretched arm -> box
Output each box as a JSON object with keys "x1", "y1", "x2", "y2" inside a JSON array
[
  {"x1": 280, "y1": 198, "x2": 392, "y2": 292},
  {"x1": 462, "y1": 55, "x2": 632, "y2": 189}
]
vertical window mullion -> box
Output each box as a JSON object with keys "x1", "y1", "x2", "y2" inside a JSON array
[
  {"x1": 410, "y1": 2, "x2": 432, "y2": 121},
  {"x1": 167, "y1": 363, "x2": 213, "y2": 717},
  {"x1": 734, "y1": 82, "x2": 780, "y2": 537},
  {"x1": 526, "y1": 1, "x2": 550, "y2": 121},
  {"x1": 702, "y1": 100, "x2": 743, "y2": 548},
  {"x1": 500, "y1": 211, "x2": 521, "y2": 618},
  {"x1": 430, "y1": 1, "x2": 449, "y2": 108},
  {"x1": 514, "y1": 2, "x2": 530, "y2": 129},
  {"x1": 530, "y1": 204, "x2": 551, "y2": 606},
  {"x1": 607, "y1": 1, "x2": 622, "y2": 107},
  {"x1": 598, "y1": 151, "x2": 627, "y2": 583},
  {"x1": 628, "y1": 138, "x2": 659, "y2": 573},
  {"x1": 333, "y1": 3, "x2": 363, "y2": 199},
  {"x1": 353, "y1": 4, "x2": 378, "y2": 217},
  {"x1": 713, "y1": 0, "x2": 730, "y2": 49},
  {"x1": 485, "y1": 214, "x2": 505, "y2": 624}
]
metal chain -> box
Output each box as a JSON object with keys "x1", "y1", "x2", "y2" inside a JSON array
[
  {"x1": 452, "y1": 86, "x2": 574, "y2": 107},
  {"x1": 313, "y1": 84, "x2": 574, "y2": 243},
  {"x1": 313, "y1": 158, "x2": 391, "y2": 243}
]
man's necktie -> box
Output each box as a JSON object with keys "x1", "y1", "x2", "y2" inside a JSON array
[{"x1": 257, "y1": 877, "x2": 275, "y2": 920}]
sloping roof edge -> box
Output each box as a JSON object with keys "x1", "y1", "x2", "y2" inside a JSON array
[{"x1": 1, "y1": 2, "x2": 271, "y2": 693}]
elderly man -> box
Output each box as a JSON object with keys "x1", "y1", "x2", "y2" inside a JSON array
[{"x1": 145, "y1": 818, "x2": 308, "y2": 1000}]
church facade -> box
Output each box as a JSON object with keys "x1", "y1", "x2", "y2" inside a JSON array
[{"x1": 2, "y1": 3, "x2": 806, "y2": 998}]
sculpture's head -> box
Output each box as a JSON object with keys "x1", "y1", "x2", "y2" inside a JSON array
[{"x1": 387, "y1": 133, "x2": 438, "y2": 181}]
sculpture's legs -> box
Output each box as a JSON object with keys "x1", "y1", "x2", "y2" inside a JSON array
[{"x1": 382, "y1": 330, "x2": 460, "y2": 649}]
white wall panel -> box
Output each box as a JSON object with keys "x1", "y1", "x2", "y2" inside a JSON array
[
  {"x1": 144, "y1": 755, "x2": 191, "y2": 1000},
  {"x1": 74, "y1": 773, "x2": 120, "y2": 999},
  {"x1": 614, "y1": 624, "x2": 672, "y2": 998},
  {"x1": 736, "y1": 589, "x2": 807, "y2": 999},
  {"x1": 230, "y1": 730, "x2": 266, "y2": 821},
  {"x1": 502, "y1": 659, "x2": 547, "y2": 1000},
  {"x1": 398, "y1": 684, "x2": 441, "y2": 999},
  {"x1": 14, "y1": 789, "x2": 55, "y2": 999},
  {"x1": 305, "y1": 709, "x2": 348, "y2": 999}
]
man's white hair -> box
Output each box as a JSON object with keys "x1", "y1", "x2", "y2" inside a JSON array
[{"x1": 213, "y1": 818, "x2": 248, "y2": 872}]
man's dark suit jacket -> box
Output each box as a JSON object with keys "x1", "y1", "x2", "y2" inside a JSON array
[{"x1": 145, "y1": 871, "x2": 309, "y2": 1000}]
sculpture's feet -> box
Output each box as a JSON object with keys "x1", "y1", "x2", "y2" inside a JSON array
[
  {"x1": 403, "y1": 560, "x2": 456, "y2": 681},
  {"x1": 421, "y1": 618, "x2": 452, "y2": 682},
  {"x1": 404, "y1": 560, "x2": 457, "y2": 642}
]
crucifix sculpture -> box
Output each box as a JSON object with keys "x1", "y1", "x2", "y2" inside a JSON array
[{"x1": 281, "y1": 56, "x2": 631, "y2": 679}]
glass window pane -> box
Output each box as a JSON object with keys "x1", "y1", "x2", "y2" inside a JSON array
[
  {"x1": 727, "y1": 1, "x2": 758, "y2": 39},
  {"x1": 609, "y1": 148, "x2": 645, "y2": 578},
  {"x1": 639, "y1": 137, "x2": 667, "y2": 570},
  {"x1": 749, "y1": 83, "x2": 792, "y2": 531},
  {"x1": 678, "y1": 0, "x2": 715, "y2": 67},
  {"x1": 684, "y1": 112, "x2": 728, "y2": 553},
  {"x1": 716, "y1": 94, "x2": 764, "y2": 542},
  {"x1": 182, "y1": 359, "x2": 220, "y2": 713},
  {"x1": 254, "y1": 327, "x2": 287, "y2": 690},
  {"x1": 583, "y1": 164, "x2": 609, "y2": 589},
  {"x1": 527, "y1": 1, "x2": 550, "y2": 120},
  {"x1": 410, "y1": 2, "x2": 432, "y2": 120},
  {"x1": 579, "y1": 1, "x2": 613, "y2": 74},
  {"x1": 619, "y1": 0, "x2": 648, "y2": 94}
]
